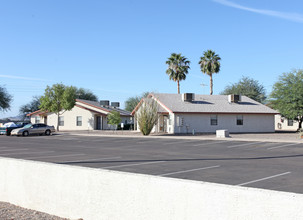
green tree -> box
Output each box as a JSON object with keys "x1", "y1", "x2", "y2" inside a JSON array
[
  {"x1": 220, "y1": 76, "x2": 266, "y2": 103},
  {"x1": 76, "y1": 88, "x2": 98, "y2": 101},
  {"x1": 199, "y1": 50, "x2": 221, "y2": 95},
  {"x1": 40, "y1": 83, "x2": 76, "y2": 131},
  {"x1": 19, "y1": 96, "x2": 41, "y2": 114},
  {"x1": 270, "y1": 69, "x2": 303, "y2": 130},
  {"x1": 136, "y1": 97, "x2": 158, "y2": 135},
  {"x1": 0, "y1": 85, "x2": 12, "y2": 112},
  {"x1": 166, "y1": 53, "x2": 190, "y2": 94},
  {"x1": 107, "y1": 110, "x2": 121, "y2": 130},
  {"x1": 124, "y1": 92, "x2": 149, "y2": 112}
]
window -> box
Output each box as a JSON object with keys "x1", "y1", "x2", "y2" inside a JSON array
[
  {"x1": 210, "y1": 115, "x2": 218, "y2": 126},
  {"x1": 236, "y1": 115, "x2": 243, "y2": 125},
  {"x1": 35, "y1": 116, "x2": 40, "y2": 124},
  {"x1": 76, "y1": 116, "x2": 82, "y2": 126},
  {"x1": 288, "y1": 119, "x2": 294, "y2": 126},
  {"x1": 59, "y1": 116, "x2": 64, "y2": 126}
]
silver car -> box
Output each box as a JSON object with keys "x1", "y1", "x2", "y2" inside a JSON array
[{"x1": 11, "y1": 123, "x2": 56, "y2": 136}]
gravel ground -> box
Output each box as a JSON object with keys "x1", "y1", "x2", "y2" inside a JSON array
[{"x1": 0, "y1": 202, "x2": 72, "y2": 220}]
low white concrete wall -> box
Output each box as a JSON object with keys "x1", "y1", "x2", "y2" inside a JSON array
[{"x1": 1, "y1": 157, "x2": 303, "y2": 220}]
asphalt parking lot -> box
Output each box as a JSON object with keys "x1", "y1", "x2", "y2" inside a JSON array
[{"x1": 1, "y1": 134, "x2": 303, "y2": 194}]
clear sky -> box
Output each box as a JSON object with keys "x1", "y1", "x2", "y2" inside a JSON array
[{"x1": 1, "y1": 0, "x2": 303, "y2": 118}]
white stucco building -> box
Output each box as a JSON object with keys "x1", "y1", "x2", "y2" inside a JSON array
[
  {"x1": 275, "y1": 114, "x2": 299, "y2": 131},
  {"x1": 132, "y1": 93, "x2": 278, "y2": 134},
  {"x1": 27, "y1": 99, "x2": 133, "y2": 131}
]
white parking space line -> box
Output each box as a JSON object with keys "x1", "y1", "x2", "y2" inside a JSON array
[
  {"x1": 159, "y1": 165, "x2": 220, "y2": 177},
  {"x1": 0, "y1": 151, "x2": 55, "y2": 156},
  {"x1": 59, "y1": 156, "x2": 122, "y2": 163},
  {"x1": 163, "y1": 140, "x2": 199, "y2": 145},
  {"x1": 102, "y1": 160, "x2": 165, "y2": 169},
  {"x1": 24, "y1": 153, "x2": 87, "y2": 160},
  {"x1": 0, "y1": 148, "x2": 29, "y2": 152},
  {"x1": 193, "y1": 141, "x2": 225, "y2": 147},
  {"x1": 227, "y1": 142, "x2": 262, "y2": 148},
  {"x1": 267, "y1": 143, "x2": 300, "y2": 150},
  {"x1": 237, "y1": 172, "x2": 291, "y2": 186}
]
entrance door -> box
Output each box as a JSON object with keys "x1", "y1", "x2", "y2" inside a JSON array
[
  {"x1": 163, "y1": 115, "x2": 168, "y2": 133},
  {"x1": 159, "y1": 115, "x2": 168, "y2": 133},
  {"x1": 96, "y1": 116, "x2": 101, "y2": 130},
  {"x1": 44, "y1": 117, "x2": 47, "y2": 125}
]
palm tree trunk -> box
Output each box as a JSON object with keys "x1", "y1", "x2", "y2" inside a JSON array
[
  {"x1": 210, "y1": 74, "x2": 213, "y2": 95},
  {"x1": 177, "y1": 80, "x2": 180, "y2": 94}
]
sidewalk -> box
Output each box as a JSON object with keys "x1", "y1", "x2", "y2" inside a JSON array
[{"x1": 57, "y1": 130, "x2": 303, "y2": 143}]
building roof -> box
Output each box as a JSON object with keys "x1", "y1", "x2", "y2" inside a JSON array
[
  {"x1": 26, "y1": 110, "x2": 47, "y2": 116},
  {"x1": 76, "y1": 99, "x2": 132, "y2": 116},
  {"x1": 147, "y1": 93, "x2": 278, "y2": 114},
  {"x1": 27, "y1": 99, "x2": 132, "y2": 117}
]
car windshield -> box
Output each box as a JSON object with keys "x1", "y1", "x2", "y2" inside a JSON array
[{"x1": 23, "y1": 124, "x2": 32, "y2": 128}]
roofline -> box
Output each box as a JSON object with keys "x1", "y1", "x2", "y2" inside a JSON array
[
  {"x1": 75, "y1": 104, "x2": 107, "y2": 116},
  {"x1": 26, "y1": 110, "x2": 41, "y2": 116},
  {"x1": 150, "y1": 94, "x2": 173, "y2": 113},
  {"x1": 76, "y1": 99, "x2": 111, "y2": 113},
  {"x1": 131, "y1": 99, "x2": 144, "y2": 115},
  {"x1": 26, "y1": 110, "x2": 48, "y2": 116},
  {"x1": 131, "y1": 93, "x2": 172, "y2": 115},
  {"x1": 172, "y1": 112, "x2": 278, "y2": 115}
]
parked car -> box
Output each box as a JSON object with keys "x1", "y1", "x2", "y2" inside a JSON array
[
  {"x1": 11, "y1": 123, "x2": 55, "y2": 136},
  {"x1": 0, "y1": 122, "x2": 29, "y2": 136}
]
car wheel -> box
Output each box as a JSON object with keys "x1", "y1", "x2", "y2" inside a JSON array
[
  {"x1": 45, "y1": 130, "x2": 51, "y2": 136},
  {"x1": 22, "y1": 131, "x2": 29, "y2": 137}
]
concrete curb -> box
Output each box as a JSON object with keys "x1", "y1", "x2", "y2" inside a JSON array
[{"x1": 57, "y1": 132, "x2": 303, "y2": 144}]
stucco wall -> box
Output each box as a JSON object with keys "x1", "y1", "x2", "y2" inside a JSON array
[
  {"x1": 30, "y1": 107, "x2": 133, "y2": 131},
  {"x1": 44, "y1": 106, "x2": 95, "y2": 131},
  {"x1": 1, "y1": 157, "x2": 303, "y2": 220},
  {"x1": 173, "y1": 113, "x2": 275, "y2": 134},
  {"x1": 275, "y1": 114, "x2": 298, "y2": 131}
]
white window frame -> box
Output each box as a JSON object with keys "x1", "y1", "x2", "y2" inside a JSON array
[
  {"x1": 210, "y1": 115, "x2": 218, "y2": 126},
  {"x1": 236, "y1": 115, "x2": 243, "y2": 125},
  {"x1": 76, "y1": 116, "x2": 82, "y2": 126},
  {"x1": 35, "y1": 116, "x2": 40, "y2": 124},
  {"x1": 59, "y1": 116, "x2": 64, "y2": 126}
]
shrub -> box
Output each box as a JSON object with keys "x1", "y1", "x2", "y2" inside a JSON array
[{"x1": 136, "y1": 98, "x2": 158, "y2": 135}]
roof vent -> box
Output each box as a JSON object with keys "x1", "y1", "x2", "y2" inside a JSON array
[
  {"x1": 111, "y1": 102, "x2": 120, "y2": 108},
  {"x1": 228, "y1": 94, "x2": 241, "y2": 103},
  {"x1": 100, "y1": 100, "x2": 110, "y2": 106},
  {"x1": 182, "y1": 93, "x2": 195, "y2": 102}
]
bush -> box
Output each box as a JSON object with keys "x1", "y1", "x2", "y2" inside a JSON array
[{"x1": 136, "y1": 98, "x2": 158, "y2": 135}]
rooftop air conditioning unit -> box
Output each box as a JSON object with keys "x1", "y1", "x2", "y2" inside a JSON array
[
  {"x1": 111, "y1": 102, "x2": 120, "y2": 108},
  {"x1": 100, "y1": 100, "x2": 110, "y2": 106},
  {"x1": 228, "y1": 94, "x2": 241, "y2": 103},
  {"x1": 182, "y1": 93, "x2": 195, "y2": 102}
]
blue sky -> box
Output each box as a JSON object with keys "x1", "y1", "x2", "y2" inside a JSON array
[{"x1": 1, "y1": 0, "x2": 303, "y2": 118}]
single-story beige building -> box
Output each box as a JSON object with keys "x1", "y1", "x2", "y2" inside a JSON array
[
  {"x1": 27, "y1": 99, "x2": 133, "y2": 131},
  {"x1": 132, "y1": 93, "x2": 278, "y2": 134},
  {"x1": 275, "y1": 114, "x2": 299, "y2": 131}
]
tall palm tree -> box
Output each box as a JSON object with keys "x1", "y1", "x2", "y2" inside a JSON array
[
  {"x1": 166, "y1": 53, "x2": 190, "y2": 94},
  {"x1": 199, "y1": 50, "x2": 221, "y2": 95}
]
